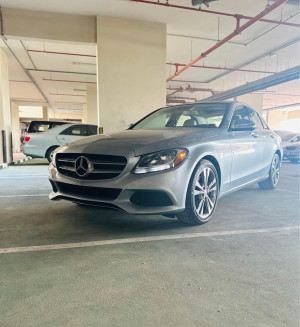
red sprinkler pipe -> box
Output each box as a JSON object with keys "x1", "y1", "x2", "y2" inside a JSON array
[
  {"x1": 167, "y1": 63, "x2": 276, "y2": 74},
  {"x1": 131, "y1": 0, "x2": 300, "y2": 28},
  {"x1": 43, "y1": 78, "x2": 96, "y2": 84},
  {"x1": 166, "y1": 0, "x2": 289, "y2": 82},
  {"x1": 27, "y1": 49, "x2": 96, "y2": 58}
]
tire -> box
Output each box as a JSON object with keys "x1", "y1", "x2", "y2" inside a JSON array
[
  {"x1": 46, "y1": 146, "x2": 58, "y2": 163},
  {"x1": 258, "y1": 153, "x2": 280, "y2": 190},
  {"x1": 177, "y1": 159, "x2": 219, "y2": 225}
]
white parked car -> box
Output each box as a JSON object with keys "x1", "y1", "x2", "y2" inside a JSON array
[{"x1": 23, "y1": 123, "x2": 98, "y2": 162}]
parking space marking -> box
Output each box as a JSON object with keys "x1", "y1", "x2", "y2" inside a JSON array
[
  {"x1": 0, "y1": 194, "x2": 48, "y2": 198},
  {"x1": 0, "y1": 226, "x2": 298, "y2": 254},
  {"x1": 276, "y1": 188, "x2": 300, "y2": 195},
  {"x1": 0, "y1": 175, "x2": 47, "y2": 178}
]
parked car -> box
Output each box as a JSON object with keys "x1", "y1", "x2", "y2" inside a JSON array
[
  {"x1": 26, "y1": 120, "x2": 68, "y2": 134},
  {"x1": 48, "y1": 102, "x2": 282, "y2": 225},
  {"x1": 281, "y1": 133, "x2": 300, "y2": 163},
  {"x1": 23, "y1": 124, "x2": 98, "y2": 162}
]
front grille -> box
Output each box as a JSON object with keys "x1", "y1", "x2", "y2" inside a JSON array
[
  {"x1": 56, "y1": 153, "x2": 127, "y2": 180},
  {"x1": 55, "y1": 182, "x2": 122, "y2": 201}
]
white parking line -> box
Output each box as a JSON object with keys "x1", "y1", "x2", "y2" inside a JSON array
[
  {"x1": 0, "y1": 226, "x2": 298, "y2": 254},
  {"x1": 0, "y1": 175, "x2": 47, "y2": 178},
  {"x1": 276, "y1": 188, "x2": 300, "y2": 195},
  {"x1": 0, "y1": 194, "x2": 48, "y2": 198}
]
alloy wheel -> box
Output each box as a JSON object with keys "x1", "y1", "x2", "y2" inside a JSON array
[
  {"x1": 271, "y1": 155, "x2": 280, "y2": 186},
  {"x1": 193, "y1": 167, "x2": 218, "y2": 220}
]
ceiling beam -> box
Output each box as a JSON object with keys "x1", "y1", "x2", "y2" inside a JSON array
[{"x1": 202, "y1": 66, "x2": 300, "y2": 101}]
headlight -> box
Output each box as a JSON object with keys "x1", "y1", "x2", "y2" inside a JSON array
[{"x1": 133, "y1": 149, "x2": 188, "y2": 174}]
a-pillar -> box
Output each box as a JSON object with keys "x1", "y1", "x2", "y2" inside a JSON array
[
  {"x1": 96, "y1": 16, "x2": 166, "y2": 134},
  {"x1": 0, "y1": 48, "x2": 12, "y2": 164},
  {"x1": 86, "y1": 84, "x2": 98, "y2": 125},
  {"x1": 10, "y1": 101, "x2": 21, "y2": 153}
]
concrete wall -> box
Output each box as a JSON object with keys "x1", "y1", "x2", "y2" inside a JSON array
[
  {"x1": 2, "y1": 7, "x2": 96, "y2": 43},
  {"x1": 86, "y1": 84, "x2": 98, "y2": 125},
  {"x1": 97, "y1": 16, "x2": 166, "y2": 134},
  {"x1": 0, "y1": 48, "x2": 12, "y2": 163}
]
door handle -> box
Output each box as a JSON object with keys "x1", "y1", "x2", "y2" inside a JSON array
[
  {"x1": 251, "y1": 133, "x2": 258, "y2": 138},
  {"x1": 270, "y1": 134, "x2": 275, "y2": 138}
]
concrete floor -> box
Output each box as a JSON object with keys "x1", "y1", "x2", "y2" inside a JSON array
[{"x1": 0, "y1": 160, "x2": 299, "y2": 327}]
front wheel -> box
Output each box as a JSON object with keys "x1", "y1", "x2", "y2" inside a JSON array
[
  {"x1": 46, "y1": 146, "x2": 58, "y2": 163},
  {"x1": 177, "y1": 160, "x2": 219, "y2": 225},
  {"x1": 258, "y1": 153, "x2": 280, "y2": 190}
]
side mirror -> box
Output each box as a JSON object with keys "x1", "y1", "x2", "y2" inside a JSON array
[{"x1": 231, "y1": 119, "x2": 256, "y2": 131}]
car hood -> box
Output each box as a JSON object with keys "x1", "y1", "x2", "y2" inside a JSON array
[{"x1": 60, "y1": 128, "x2": 220, "y2": 157}]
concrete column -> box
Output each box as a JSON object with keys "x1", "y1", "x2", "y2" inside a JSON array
[
  {"x1": 96, "y1": 16, "x2": 166, "y2": 134},
  {"x1": 0, "y1": 48, "x2": 12, "y2": 163},
  {"x1": 86, "y1": 84, "x2": 98, "y2": 125},
  {"x1": 237, "y1": 94, "x2": 264, "y2": 114},
  {"x1": 42, "y1": 106, "x2": 49, "y2": 120},
  {"x1": 10, "y1": 101, "x2": 21, "y2": 153},
  {"x1": 82, "y1": 103, "x2": 88, "y2": 123}
]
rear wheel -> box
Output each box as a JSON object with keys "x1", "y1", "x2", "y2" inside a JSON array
[
  {"x1": 258, "y1": 153, "x2": 280, "y2": 190},
  {"x1": 177, "y1": 159, "x2": 219, "y2": 225},
  {"x1": 46, "y1": 146, "x2": 58, "y2": 163}
]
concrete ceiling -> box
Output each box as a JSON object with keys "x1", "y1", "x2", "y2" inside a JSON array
[{"x1": 1, "y1": 0, "x2": 299, "y2": 114}]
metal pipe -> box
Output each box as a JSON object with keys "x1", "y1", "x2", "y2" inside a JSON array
[
  {"x1": 20, "y1": 40, "x2": 37, "y2": 69},
  {"x1": 202, "y1": 66, "x2": 300, "y2": 102},
  {"x1": 167, "y1": 33, "x2": 246, "y2": 46},
  {"x1": 49, "y1": 93, "x2": 86, "y2": 97},
  {"x1": 166, "y1": 0, "x2": 289, "y2": 82},
  {"x1": 54, "y1": 101, "x2": 86, "y2": 105},
  {"x1": 167, "y1": 62, "x2": 276, "y2": 74},
  {"x1": 27, "y1": 49, "x2": 96, "y2": 58},
  {"x1": 207, "y1": 36, "x2": 300, "y2": 83},
  {"x1": 27, "y1": 68, "x2": 96, "y2": 76},
  {"x1": 167, "y1": 86, "x2": 215, "y2": 95},
  {"x1": 43, "y1": 78, "x2": 96, "y2": 84},
  {"x1": 131, "y1": 0, "x2": 299, "y2": 28},
  {"x1": 0, "y1": 37, "x2": 50, "y2": 105}
]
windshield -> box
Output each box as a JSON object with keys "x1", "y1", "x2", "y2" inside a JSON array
[
  {"x1": 132, "y1": 103, "x2": 229, "y2": 130},
  {"x1": 281, "y1": 133, "x2": 297, "y2": 141}
]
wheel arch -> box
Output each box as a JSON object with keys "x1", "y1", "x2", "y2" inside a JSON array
[
  {"x1": 201, "y1": 155, "x2": 222, "y2": 187},
  {"x1": 45, "y1": 145, "x2": 60, "y2": 158}
]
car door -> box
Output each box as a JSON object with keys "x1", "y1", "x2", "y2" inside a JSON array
[
  {"x1": 229, "y1": 105, "x2": 264, "y2": 189},
  {"x1": 56, "y1": 125, "x2": 90, "y2": 145},
  {"x1": 245, "y1": 107, "x2": 275, "y2": 176}
]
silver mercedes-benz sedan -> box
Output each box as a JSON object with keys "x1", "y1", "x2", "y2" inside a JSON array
[{"x1": 48, "y1": 101, "x2": 282, "y2": 225}]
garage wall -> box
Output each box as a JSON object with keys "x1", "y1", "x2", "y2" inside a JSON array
[{"x1": 97, "y1": 16, "x2": 166, "y2": 134}]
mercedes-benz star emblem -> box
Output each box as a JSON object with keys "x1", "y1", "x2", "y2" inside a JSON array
[{"x1": 75, "y1": 156, "x2": 92, "y2": 177}]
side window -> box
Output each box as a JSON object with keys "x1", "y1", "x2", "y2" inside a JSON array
[
  {"x1": 245, "y1": 107, "x2": 263, "y2": 130},
  {"x1": 88, "y1": 125, "x2": 98, "y2": 135},
  {"x1": 35, "y1": 123, "x2": 50, "y2": 132},
  {"x1": 230, "y1": 106, "x2": 249, "y2": 129},
  {"x1": 60, "y1": 125, "x2": 89, "y2": 136}
]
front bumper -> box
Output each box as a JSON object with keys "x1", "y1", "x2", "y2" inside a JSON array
[{"x1": 48, "y1": 161, "x2": 192, "y2": 215}]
